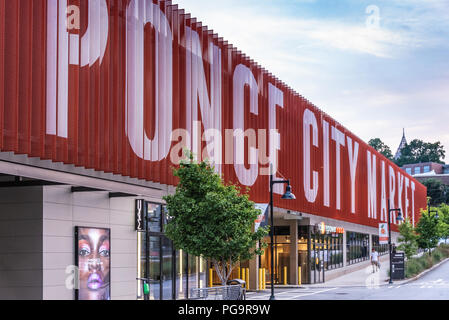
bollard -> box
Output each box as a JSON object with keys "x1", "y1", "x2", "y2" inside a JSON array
[
  {"x1": 209, "y1": 268, "x2": 213, "y2": 287},
  {"x1": 241, "y1": 268, "x2": 246, "y2": 283},
  {"x1": 246, "y1": 268, "x2": 250, "y2": 290},
  {"x1": 298, "y1": 266, "x2": 302, "y2": 285},
  {"x1": 259, "y1": 269, "x2": 263, "y2": 290},
  {"x1": 283, "y1": 266, "x2": 287, "y2": 285},
  {"x1": 262, "y1": 268, "x2": 267, "y2": 290}
]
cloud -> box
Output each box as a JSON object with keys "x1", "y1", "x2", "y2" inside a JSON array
[
  {"x1": 175, "y1": 0, "x2": 449, "y2": 153},
  {"x1": 176, "y1": 0, "x2": 435, "y2": 60}
]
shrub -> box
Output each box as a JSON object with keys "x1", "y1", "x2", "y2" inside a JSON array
[
  {"x1": 405, "y1": 259, "x2": 421, "y2": 278},
  {"x1": 404, "y1": 245, "x2": 449, "y2": 278},
  {"x1": 432, "y1": 249, "x2": 443, "y2": 264}
]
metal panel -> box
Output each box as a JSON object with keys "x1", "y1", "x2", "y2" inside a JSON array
[{"x1": 0, "y1": 0, "x2": 428, "y2": 231}]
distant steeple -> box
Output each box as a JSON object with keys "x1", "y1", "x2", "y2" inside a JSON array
[{"x1": 394, "y1": 128, "x2": 407, "y2": 160}]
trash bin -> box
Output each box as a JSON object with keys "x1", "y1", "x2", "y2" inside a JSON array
[{"x1": 226, "y1": 279, "x2": 246, "y2": 300}]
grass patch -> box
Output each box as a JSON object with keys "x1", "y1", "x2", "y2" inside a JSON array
[{"x1": 405, "y1": 244, "x2": 449, "y2": 278}]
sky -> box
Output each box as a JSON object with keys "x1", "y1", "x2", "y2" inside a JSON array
[{"x1": 175, "y1": 0, "x2": 449, "y2": 160}]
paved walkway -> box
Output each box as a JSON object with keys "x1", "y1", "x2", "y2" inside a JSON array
[
  {"x1": 270, "y1": 257, "x2": 394, "y2": 289},
  {"x1": 304, "y1": 263, "x2": 390, "y2": 287}
]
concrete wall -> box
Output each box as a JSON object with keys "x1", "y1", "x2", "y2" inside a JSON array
[
  {"x1": 0, "y1": 187, "x2": 43, "y2": 300},
  {"x1": 42, "y1": 185, "x2": 138, "y2": 300}
]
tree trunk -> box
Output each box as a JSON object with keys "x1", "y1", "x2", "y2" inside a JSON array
[{"x1": 211, "y1": 259, "x2": 235, "y2": 286}]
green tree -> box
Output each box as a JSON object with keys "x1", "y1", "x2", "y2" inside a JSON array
[
  {"x1": 416, "y1": 208, "x2": 440, "y2": 255},
  {"x1": 368, "y1": 138, "x2": 393, "y2": 160},
  {"x1": 397, "y1": 218, "x2": 418, "y2": 259},
  {"x1": 421, "y1": 179, "x2": 449, "y2": 206},
  {"x1": 395, "y1": 139, "x2": 445, "y2": 166},
  {"x1": 163, "y1": 153, "x2": 269, "y2": 285},
  {"x1": 437, "y1": 204, "x2": 449, "y2": 243}
]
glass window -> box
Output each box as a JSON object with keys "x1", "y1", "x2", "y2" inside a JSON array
[
  {"x1": 188, "y1": 254, "x2": 198, "y2": 292},
  {"x1": 347, "y1": 231, "x2": 370, "y2": 265},
  {"x1": 414, "y1": 167, "x2": 421, "y2": 175},
  {"x1": 372, "y1": 235, "x2": 389, "y2": 256},
  {"x1": 149, "y1": 236, "x2": 161, "y2": 300},
  {"x1": 162, "y1": 237, "x2": 173, "y2": 300},
  {"x1": 147, "y1": 203, "x2": 162, "y2": 233},
  {"x1": 423, "y1": 166, "x2": 430, "y2": 173},
  {"x1": 406, "y1": 168, "x2": 412, "y2": 174},
  {"x1": 176, "y1": 250, "x2": 187, "y2": 300}
]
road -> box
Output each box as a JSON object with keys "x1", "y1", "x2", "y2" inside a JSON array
[{"x1": 247, "y1": 260, "x2": 449, "y2": 300}]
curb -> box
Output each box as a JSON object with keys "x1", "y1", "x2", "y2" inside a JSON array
[{"x1": 396, "y1": 256, "x2": 449, "y2": 285}]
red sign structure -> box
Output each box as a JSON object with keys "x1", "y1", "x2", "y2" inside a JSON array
[{"x1": 0, "y1": 0, "x2": 427, "y2": 232}]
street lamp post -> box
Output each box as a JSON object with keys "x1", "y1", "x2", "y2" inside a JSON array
[
  {"x1": 427, "y1": 200, "x2": 439, "y2": 219},
  {"x1": 387, "y1": 199, "x2": 403, "y2": 284},
  {"x1": 269, "y1": 169, "x2": 296, "y2": 301}
]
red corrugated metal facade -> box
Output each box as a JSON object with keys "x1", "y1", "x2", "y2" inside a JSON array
[{"x1": 0, "y1": 0, "x2": 427, "y2": 231}]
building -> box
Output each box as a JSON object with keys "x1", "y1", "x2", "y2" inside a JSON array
[
  {"x1": 402, "y1": 162, "x2": 449, "y2": 185},
  {"x1": 0, "y1": 1, "x2": 427, "y2": 300}
]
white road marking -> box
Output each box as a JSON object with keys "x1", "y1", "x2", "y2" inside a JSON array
[{"x1": 289, "y1": 287, "x2": 337, "y2": 299}]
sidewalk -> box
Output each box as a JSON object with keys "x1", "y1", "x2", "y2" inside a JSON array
[{"x1": 302, "y1": 263, "x2": 390, "y2": 288}]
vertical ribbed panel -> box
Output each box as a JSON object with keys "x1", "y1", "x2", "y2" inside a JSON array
[{"x1": 0, "y1": 0, "x2": 428, "y2": 231}]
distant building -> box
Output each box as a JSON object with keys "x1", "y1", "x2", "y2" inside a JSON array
[
  {"x1": 402, "y1": 162, "x2": 449, "y2": 185},
  {"x1": 394, "y1": 128, "x2": 408, "y2": 160}
]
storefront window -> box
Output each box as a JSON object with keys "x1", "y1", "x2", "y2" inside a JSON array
[
  {"x1": 372, "y1": 235, "x2": 389, "y2": 256},
  {"x1": 260, "y1": 225, "x2": 343, "y2": 285},
  {"x1": 326, "y1": 234, "x2": 343, "y2": 270},
  {"x1": 138, "y1": 201, "x2": 206, "y2": 300},
  {"x1": 147, "y1": 203, "x2": 162, "y2": 233},
  {"x1": 162, "y1": 237, "x2": 173, "y2": 300},
  {"x1": 176, "y1": 250, "x2": 187, "y2": 300},
  {"x1": 346, "y1": 231, "x2": 369, "y2": 265},
  {"x1": 188, "y1": 254, "x2": 198, "y2": 291}
]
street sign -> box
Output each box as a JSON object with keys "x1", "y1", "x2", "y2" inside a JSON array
[
  {"x1": 391, "y1": 252, "x2": 405, "y2": 280},
  {"x1": 379, "y1": 223, "x2": 389, "y2": 245}
]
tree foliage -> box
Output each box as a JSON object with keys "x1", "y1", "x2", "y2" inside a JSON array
[
  {"x1": 421, "y1": 179, "x2": 449, "y2": 207},
  {"x1": 395, "y1": 139, "x2": 445, "y2": 166},
  {"x1": 368, "y1": 138, "x2": 393, "y2": 160},
  {"x1": 416, "y1": 208, "x2": 440, "y2": 254},
  {"x1": 163, "y1": 153, "x2": 269, "y2": 285},
  {"x1": 437, "y1": 204, "x2": 449, "y2": 243},
  {"x1": 397, "y1": 218, "x2": 418, "y2": 259}
]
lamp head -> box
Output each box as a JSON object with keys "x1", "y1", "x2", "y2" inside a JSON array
[
  {"x1": 281, "y1": 185, "x2": 296, "y2": 200},
  {"x1": 396, "y1": 210, "x2": 403, "y2": 222}
]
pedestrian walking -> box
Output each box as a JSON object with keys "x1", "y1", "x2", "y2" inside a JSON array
[{"x1": 371, "y1": 248, "x2": 380, "y2": 273}]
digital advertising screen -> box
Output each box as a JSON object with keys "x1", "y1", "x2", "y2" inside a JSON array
[{"x1": 75, "y1": 227, "x2": 111, "y2": 300}]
